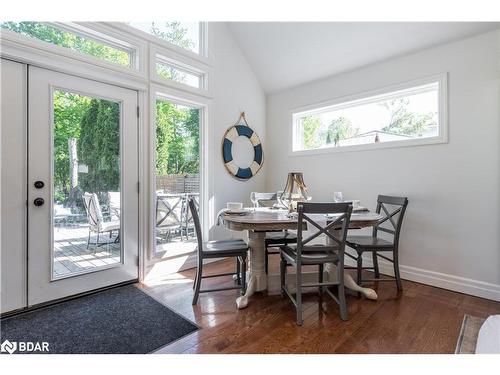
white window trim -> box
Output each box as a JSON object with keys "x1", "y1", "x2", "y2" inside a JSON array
[
  {"x1": 105, "y1": 22, "x2": 211, "y2": 66},
  {"x1": 150, "y1": 44, "x2": 213, "y2": 98},
  {"x1": 289, "y1": 73, "x2": 448, "y2": 156},
  {"x1": 148, "y1": 84, "x2": 211, "y2": 261},
  {"x1": 0, "y1": 23, "x2": 147, "y2": 79}
]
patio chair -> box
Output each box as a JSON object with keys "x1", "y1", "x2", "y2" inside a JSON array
[
  {"x1": 156, "y1": 193, "x2": 183, "y2": 242},
  {"x1": 107, "y1": 191, "x2": 121, "y2": 221},
  {"x1": 82, "y1": 192, "x2": 120, "y2": 251}
]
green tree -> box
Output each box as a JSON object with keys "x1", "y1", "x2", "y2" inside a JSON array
[
  {"x1": 381, "y1": 98, "x2": 436, "y2": 137},
  {"x1": 78, "y1": 99, "x2": 120, "y2": 194},
  {"x1": 325, "y1": 116, "x2": 359, "y2": 145},
  {"x1": 301, "y1": 116, "x2": 322, "y2": 149}
]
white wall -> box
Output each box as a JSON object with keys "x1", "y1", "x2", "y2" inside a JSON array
[
  {"x1": 265, "y1": 30, "x2": 500, "y2": 300},
  {"x1": 209, "y1": 23, "x2": 266, "y2": 240}
]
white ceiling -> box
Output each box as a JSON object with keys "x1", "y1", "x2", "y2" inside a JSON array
[{"x1": 227, "y1": 22, "x2": 499, "y2": 94}]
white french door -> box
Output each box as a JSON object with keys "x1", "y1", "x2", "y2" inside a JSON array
[{"x1": 27, "y1": 67, "x2": 139, "y2": 306}]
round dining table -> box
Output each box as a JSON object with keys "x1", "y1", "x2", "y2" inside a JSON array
[{"x1": 220, "y1": 207, "x2": 384, "y2": 309}]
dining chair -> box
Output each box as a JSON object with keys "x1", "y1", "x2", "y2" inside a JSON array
[
  {"x1": 189, "y1": 197, "x2": 248, "y2": 305},
  {"x1": 345, "y1": 195, "x2": 409, "y2": 292},
  {"x1": 253, "y1": 192, "x2": 298, "y2": 274},
  {"x1": 280, "y1": 202, "x2": 352, "y2": 325}
]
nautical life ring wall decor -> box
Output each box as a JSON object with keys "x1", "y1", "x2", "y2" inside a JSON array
[{"x1": 222, "y1": 112, "x2": 264, "y2": 180}]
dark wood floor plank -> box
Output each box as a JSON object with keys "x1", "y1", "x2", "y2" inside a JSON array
[{"x1": 144, "y1": 257, "x2": 500, "y2": 354}]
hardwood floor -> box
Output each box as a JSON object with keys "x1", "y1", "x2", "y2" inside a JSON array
[{"x1": 140, "y1": 258, "x2": 500, "y2": 354}]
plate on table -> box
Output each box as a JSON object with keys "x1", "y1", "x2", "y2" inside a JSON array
[{"x1": 225, "y1": 209, "x2": 250, "y2": 215}]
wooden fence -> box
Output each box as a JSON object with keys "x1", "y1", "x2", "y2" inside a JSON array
[{"x1": 156, "y1": 173, "x2": 199, "y2": 194}]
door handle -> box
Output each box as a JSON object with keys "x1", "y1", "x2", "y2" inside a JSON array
[{"x1": 33, "y1": 198, "x2": 45, "y2": 207}]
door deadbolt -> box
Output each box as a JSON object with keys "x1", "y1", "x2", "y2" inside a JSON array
[
  {"x1": 34, "y1": 181, "x2": 45, "y2": 189},
  {"x1": 33, "y1": 198, "x2": 45, "y2": 207}
]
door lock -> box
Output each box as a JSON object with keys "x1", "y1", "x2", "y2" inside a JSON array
[
  {"x1": 34, "y1": 180, "x2": 45, "y2": 189},
  {"x1": 33, "y1": 198, "x2": 45, "y2": 207}
]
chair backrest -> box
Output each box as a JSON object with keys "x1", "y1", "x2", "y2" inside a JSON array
[
  {"x1": 373, "y1": 195, "x2": 409, "y2": 247},
  {"x1": 107, "y1": 191, "x2": 121, "y2": 221},
  {"x1": 83, "y1": 192, "x2": 103, "y2": 232},
  {"x1": 188, "y1": 197, "x2": 203, "y2": 257},
  {"x1": 156, "y1": 194, "x2": 183, "y2": 228},
  {"x1": 254, "y1": 192, "x2": 278, "y2": 207},
  {"x1": 296, "y1": 202, "x2": 352, "y2": 263},
  {"x1": 184, "y1": 193, "x2": 199, "y2": 227}
]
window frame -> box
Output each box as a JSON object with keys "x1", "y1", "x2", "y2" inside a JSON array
[
  {"x1": 107, "y1": 22, "x2": 210, "y2": 64},
  {"x1": 290, "y1": 73, "x2": 448, "y2": 156},
  {"x1": 150, "y1": 44, "x2": 213, "y2": 97}
]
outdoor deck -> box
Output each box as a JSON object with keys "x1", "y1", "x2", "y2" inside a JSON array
[{"x1": 53, "y1": 225, "x2": 120, "y2": 278}]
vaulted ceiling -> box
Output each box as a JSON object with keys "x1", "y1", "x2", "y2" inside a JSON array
[{"x1": 227, "y1": 22, "x2": 499, "y2": 93}]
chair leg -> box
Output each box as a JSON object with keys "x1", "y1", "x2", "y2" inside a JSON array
[
  {"x1": 264, "y1": 247, "x2": 269, "y2": 275},
  {"x1": 372, "y1": 251, "x2": 380, "y2": 279},
  {"x1": 192, "y1": 260, "x2": 203, "y2": 305},
  {"x1": 87, "y1": 230, "x2": 91, "y2": 249},
  {"x1": 393, "y1": 249, "x2": 403, "y2": 291},
  {"x1": 338, "y1": 276, "x2": 348, "y2": 321},
  {"x1": 356, "y1": 253, "x2": 363, "y2": 298},
  {"x1": 296, "y1": 265, "x2": 303, "y2": 326},
  {"x1": 241, "y1": 256, "x2": 247, "y2": 295},
  {"x1": 192, "y1": 266, "x2": 198, "y2": 290},
  {"x1": 280, "y1": 256, "x2": 287, "y2": 296},
  {"x1": 318, "y1": 263, "x2": 324, "y2": 293},
  {"x1": 236, "y1": 257, "x2": 241, "y2": 285}
]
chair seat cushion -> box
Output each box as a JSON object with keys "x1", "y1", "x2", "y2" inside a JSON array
[
  {"x1": 280, "y1": 245, "x2": 339, "y2": 265},
  {"x1": 346, "y1": 235, "x2": 393, "y2": 249},
  {"x1": 202, "y1": 239, "x2": 248, "y2": 257},
  {"x1": 265, "y1": 231, "x2": 297, "y2": 245},
  {"x1": 101, "y1": 221, "x2": 120, "y2": 232}
]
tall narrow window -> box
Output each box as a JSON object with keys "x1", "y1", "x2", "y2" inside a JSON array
[{"x1": 154, "y1": 99, "x2": 200, "y2": 257}]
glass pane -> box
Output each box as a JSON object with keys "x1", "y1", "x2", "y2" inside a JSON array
[
  {"x1": 128, "y1": 22, "x2": 200, "y2": 54},
  {"x1": 156, "y1": 62, "x2": 201, "y2": 88},
  {"x1": 1, "y1": 22, "x2": 132, "y2": 67},
  {"x1": 52, "y1": 90, "x2": 121, "y2": 279},
  {"x1": 295, "y1": 83, "x2": 439, "y2": 151},
  {"x1": 154, "y1": 100, "x2": 200, "y2": 257}
]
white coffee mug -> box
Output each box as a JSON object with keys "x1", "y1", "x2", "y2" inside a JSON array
[{"x1": 227, "y1": 202, "x2": 243, "y2": 211}]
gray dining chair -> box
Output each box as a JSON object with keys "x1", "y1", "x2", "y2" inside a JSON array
[
  {"x1": 253, "y1": 192, "x2": 298, "y2": 274},
  {"x1": 345, "y1": 195, "x2": 409, "y2": 292},
  {"x1": 280, "y1": 202, "x2": 352, "y2": 325},
  {"x1": 189, "y1": 197, "x2": 248, "y2": 305}
]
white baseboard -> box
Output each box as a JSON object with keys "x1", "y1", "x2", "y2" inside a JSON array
[{"x1": 346, "y1": 255, "x2": 500, "y2": 302}]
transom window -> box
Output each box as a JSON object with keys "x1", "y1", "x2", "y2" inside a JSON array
[
  {"x1": 0, "y1": 22, "x2": 135, "y2": 68},
  {"x1": 128, "y1": 22, "x2": 201, "y2": 55},
  {"x1": 292, "y1": 76, "x2": 447, "y2": 153}
]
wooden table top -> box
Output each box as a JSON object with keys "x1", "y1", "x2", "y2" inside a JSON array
[{"x1": 221, "y1": 207, "x2": 383, "y2": 231}]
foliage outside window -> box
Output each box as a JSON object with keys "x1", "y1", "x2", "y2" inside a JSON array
[
  {"x1": 128, "y1": 22, "x2": 201, "y2": 55},
  {"x1": 156, "y1": 61, "x2": 201, "y2": 88},
  {"x1": 0, "y1": 22, "x2": 132, "y2": 67},
  {"x1": 293, "y1": 82, "x2": 441, "y2": 152},
  {"x1": 155, "y1": 100, "x2": 200, "y2": 176},
  {"x1": 53, "y1": 90, "x2": 120, "y2": 206}
]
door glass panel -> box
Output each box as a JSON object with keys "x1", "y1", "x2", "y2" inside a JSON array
[
  {"x1": 52, "y1": 90, "x2": 121, "y2": 279},
  {"x1": 154, "y1": 100, "x2": 200, "y2": 258}
]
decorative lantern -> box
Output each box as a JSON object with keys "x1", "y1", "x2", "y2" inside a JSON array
[{"x1": 279, "y1": 172, "x2": 310, "y2": 212}]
